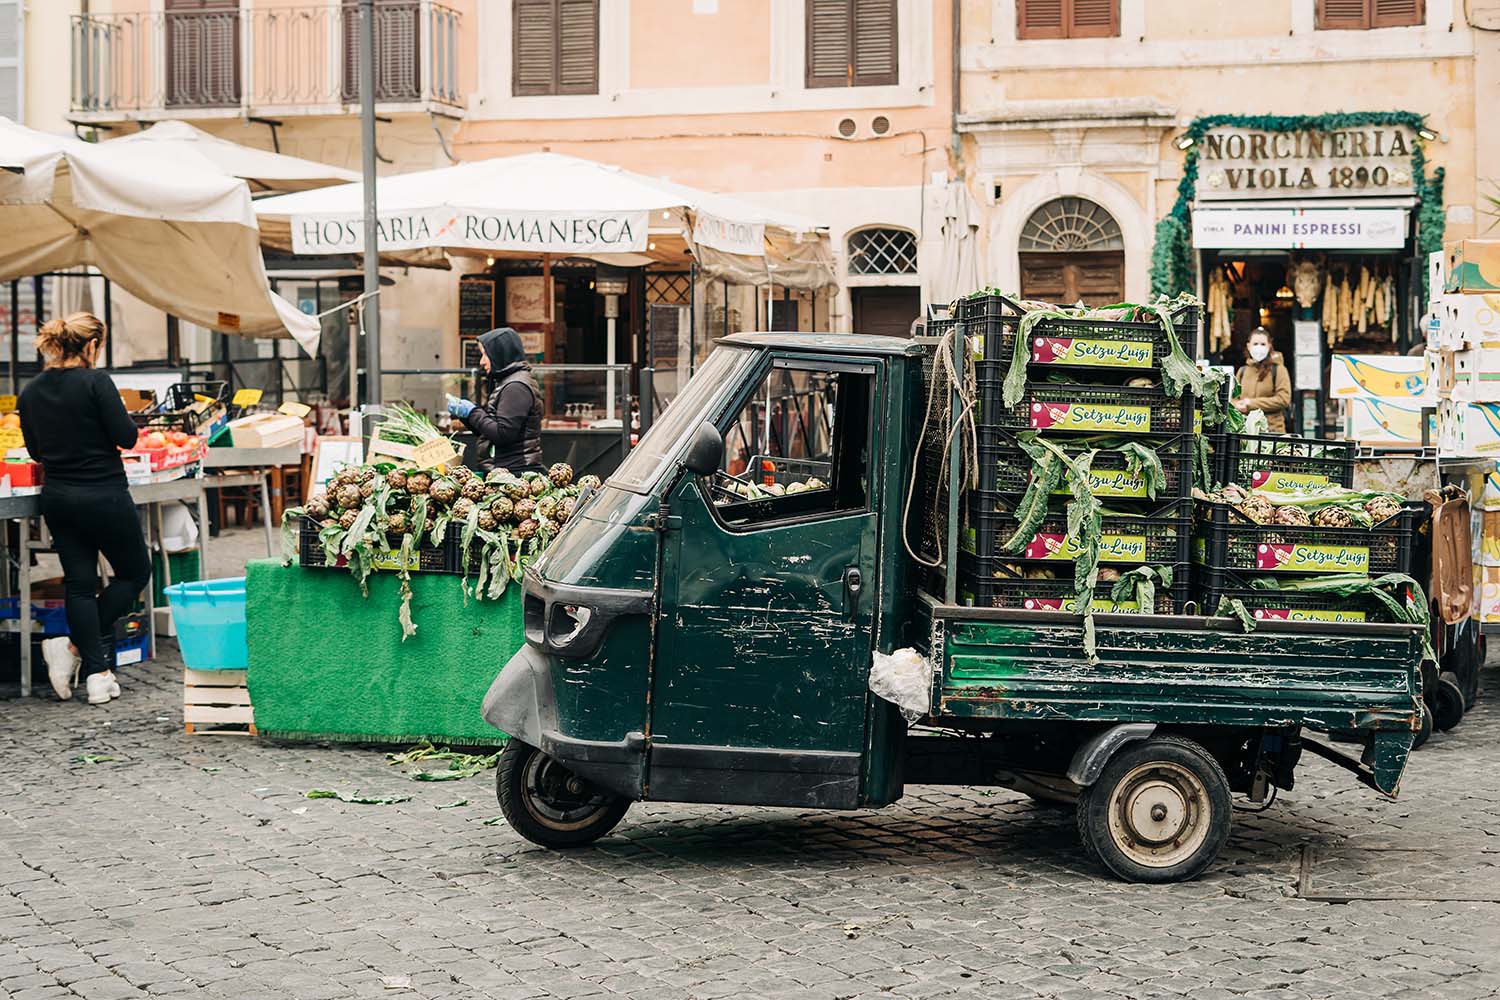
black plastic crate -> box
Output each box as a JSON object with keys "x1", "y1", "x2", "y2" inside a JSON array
[
  {"x1": 298, "y1": 517, "x2": 449, "y2": 574},
  {"x1": 1218, "y1": 433, "x2": 1355, "y2": 491},
  {"x1": 963, "y1": 497, "x2": 1191, "y2": 565},
  {"x1": 134, "y1": 381, "x2": 231, "y2": 436},
  {"x1": 1193, "y1": 501, "x2": 1418, "y2": 576},
  {"x1": 974, "y1": 426, "x2": 1193, "y2": 502},
  {"x1": 162, "y1": 381, "x2": 229, "y2": 411},
  {"x1": 1196, "y1": 567, "x2": 1418, "y2": 624},
  {"x1": 976, "y1": 377, "x2": 1198, "y2": 437},
  {"x1": 959, "y1": 294, "x2": 1197, "y2": 371},
  {"x1": 747, "y1": 455, "x2": 832, "y2": 488},
  {"x1": 957, "y1": 561, "x2": 1190, "y2": 615}
]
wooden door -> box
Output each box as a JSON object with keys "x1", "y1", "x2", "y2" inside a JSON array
[
  {"x1": 1020, "y1": 251, "x2": 1125, "y2": 307},
  {"x1": 851, "y1": 287, "x2": 920, "y2": 338},
  {"x1": 165, "y1": 0, "x2": 239, "y2": 107}
]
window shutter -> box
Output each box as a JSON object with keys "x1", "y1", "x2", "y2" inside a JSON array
[
  {"x1": 1068, "y1": 0, "x2": 1119, "y2": 37},
  {"x1": 556, "y1": 0, "x2": 599, "y2": 95},
  {"x1": 1373, "y1": 0, "x2": 1424, "y2": 26},
  {"x1": 375, "y1": 2, "x2": 419, "y2": 101},
  {"x1": 1317, "y1": 0, "x2": 1372, "y2": 29},
  {"x1": 1017, "y1": 0, "x2": 1066, "y2": 39},
  {"x1": 806, "y1": 0, "x2": 852, "y2": 88},
  {"x1": 513, "y1": 0, "x2": 558, "y2": 96},
  {"x1": 851, "y1": 0, "x2": 897, "y2": 86},
  {"x1": 0, "y1": 0, "x2": 19, "y2": 123}
]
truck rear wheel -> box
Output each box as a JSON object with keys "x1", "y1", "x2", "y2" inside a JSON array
[
  {"x1": 496, "y1": 741, "x2": 629, "y2": 848},
  {"x1": 1076, "y1": 735, "x2": 1231, "y2": 884}
]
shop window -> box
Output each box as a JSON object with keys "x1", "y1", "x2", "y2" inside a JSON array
[
  {"x1": 513, "y1": 0, "x2": 599, "y2": 96},
  {"x1": 806, "y1": 0, "x2": 899, "y2": 89},
  {"x1": 710, "y1": 362, "x2": 873, "y2": 525},
  {"x1": 1317, "y1": 0, "x2": 1424, "y2": 29},
  {"x1": 847, "y1": 227, "x2": 917, "y2": 276},
  {"x1": 1017, "y1": 0, "x2": 1120, "y2": 39}
]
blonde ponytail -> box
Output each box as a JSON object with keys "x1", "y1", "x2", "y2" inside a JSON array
[{"x1": 37, "y1": 312, "x2": 107, "y2": 368}]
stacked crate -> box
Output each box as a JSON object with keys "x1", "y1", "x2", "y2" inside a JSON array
[
  {"x1": 948, "y1": 294, "x2": 1199, "y2": 614},
  {"x1": 1193, "y1": 435, "x2": 1422, "y2": 621}
]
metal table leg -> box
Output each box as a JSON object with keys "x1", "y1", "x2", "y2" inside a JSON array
[
  {"x1": 18, "y1": 516, "x2": 30, "y2": 698},
  {"x1": 258, "y1": 468, "x2": 275, "y2": 557},
  {"x1": 197, "y1": 485, "x2": 211, "y2": 579}
]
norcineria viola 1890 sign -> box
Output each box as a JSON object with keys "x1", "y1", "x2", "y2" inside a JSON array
[
  {"x1": 290, "y1": 208, "x2": 651, "y2": 255},
  {"x1": 1195, "y1": 126, "x2": 1416, "y2": 201}
]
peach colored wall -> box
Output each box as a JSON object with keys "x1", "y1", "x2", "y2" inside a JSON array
[
  {"x1": 629, "y1": 1, "x2": 771, "y2": 88},
  {"x1": 1147, "y1": 0, "x2": 1292, "y2": 40}
]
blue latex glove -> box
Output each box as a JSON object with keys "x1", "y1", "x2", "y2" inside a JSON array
[{"x1": 448, "y1": 398, "x2": 475, "y2": 419}]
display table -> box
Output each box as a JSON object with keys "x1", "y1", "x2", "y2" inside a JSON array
[
  {"x1": 245, "y1": 560, "x2": 520, "y2": 746},
  {"x1": 204, "y1": 444, "x2": 303, "y2": 557}
]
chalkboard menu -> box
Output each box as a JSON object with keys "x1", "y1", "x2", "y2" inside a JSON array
[{"x1": 459, "y1": 275, "x2": 496, "y2": 337}]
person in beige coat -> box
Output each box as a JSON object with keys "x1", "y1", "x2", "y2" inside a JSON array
[{"x1": 1234, "y1": 327, "x2": 1292, "y2": 433}]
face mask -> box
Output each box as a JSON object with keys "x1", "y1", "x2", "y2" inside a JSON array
[{"x1": 1249, "y1": 343, "x2": 1270, "y2": 363}]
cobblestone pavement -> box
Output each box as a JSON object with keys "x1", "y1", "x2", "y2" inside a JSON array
[{"x1": 2, "y1": 586, "x2": 1498, "y2": 998}]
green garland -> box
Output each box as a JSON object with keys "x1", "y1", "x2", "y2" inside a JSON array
[{"x1": 1149, "y1": 112, "x2": 1445, "y2": 304}]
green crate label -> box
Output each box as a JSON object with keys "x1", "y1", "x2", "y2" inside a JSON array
[
  {"x1": 372, "y1": 550, "x2": 421, "y2": 572},
  {"x1": 1024, "y1": 532, "x2": 1147, "y2": 561},
  {"x1": 1249, "y1": 470, "x2": 1331, "y2": 491},
  {"x1": 1031, "y1": 402, "x2": 1151, "y2": 433},
  {"x1": 1256, "y1": 542, "x2": 1369, "y2": 573},
  {"x1": 1023, "y1": 597, "x2": 1145, "y2": 613},
  {"x1": 1253, "y1": 607, "x2": 1368, "y2": 622},
  {"x1": 1031, "y1": 337, "x2": 1153, "y2": 368}
]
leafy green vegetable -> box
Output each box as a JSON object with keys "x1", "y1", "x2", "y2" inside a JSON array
[
  {"x1": 305, "y1": 789, "x2": 412, "y2": 805},
  {"x1": 1117, "y1": 442, "x2": 1165, "y2": 501}
]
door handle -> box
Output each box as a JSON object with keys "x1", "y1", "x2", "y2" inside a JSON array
[{"x1": 843, "y1": 567, "x2": 863, "y2": 620}]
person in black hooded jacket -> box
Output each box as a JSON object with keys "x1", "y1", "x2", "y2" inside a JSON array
[{"x1": 448, "y1": 327, "x2": 544, "y2": 474}]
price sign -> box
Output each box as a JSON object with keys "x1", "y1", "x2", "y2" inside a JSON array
[
  {"x1": 278, "y1": 401, "x2": 313, "y2": 419},
  {"x1": 0, "y1": 428, "x2": 26, "y2": 450},
  {"x1": 411, "y1": 436, "x2": 461, "y2": 470},
  {"x1": 0, "y1": 395, "x2": 17, "y2": 413},
  {"x1": 232, "y1": 388, "x2": 264, "y2": 407}
]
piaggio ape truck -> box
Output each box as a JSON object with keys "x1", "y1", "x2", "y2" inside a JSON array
[{"x1": 481, "y1": 333, "x2": 1423, "y2": 883}]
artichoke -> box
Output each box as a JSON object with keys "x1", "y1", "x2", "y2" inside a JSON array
[
  {"x1": 1366, "y1": 495, "x2": 1402, "y2": 523},
  {"x1": 477, "y1": 509, "x2": 497, "y2": 531},
  {"x1": 305, "y1": 493, "x2": 330, "y2": 520},
  {"x1": 336, "y1": 484, "x2": 362, "y2": 510},
  {"x1": 485, "y1": 468, "x2": 510, "y2": 485},
  {"x1": 514, "y1": 497, "x2": 537, "y2": 522},
  {"x1": 514, "y1": 518, "x2": 538, "y2": 540},
  {"x1": 764, "y1": 483, "x2": 786, "y2": 497},
  {"x1": 407, "y1": 471, "x2": 432, "y2": 496},
  {"x1": 556, "y1": 497, "x2": 576, "y2": 523},
  {"x1": 358, "y1": 478, "x2": 376, "y2": 500},
  {"x1": 358, "y1": 466, "x2": 377, "y2": 483},
  {"x1": 320, "y1": 517, "x2": 338, "y2": 529},
  {"x1": 429, "y1": 478, "x2": 459, "y2": 504},
  {"x1": 535, "y1": 495, "x2": 558, "y2": 520},
  {"x1": 1314, "y1": 506, "x2": 1356, "y2": 528},
  {"x1": 461, "y1": 478, "x2": 486, "y2": 501},
  {"x1": 1237, "y1": 494, "x2": 1274, "y2": 524},
  {"x1": 577, "y1": 474, "x2": 602, "y2": 492},
  {"x1": 451, "y1": 465, "x2": 474, "y2": 484},
  {"x1": 338, "y1": 509, "x2": 359, "y2": 530},
  {"x1": 536, "y1": 516, "x2": 558, "y2": 537},
  {"x1": 548, "y1": 462, "x2": 574, "y2": 488},
  {"x1": 491, "y1": 496, "x2": 515, "y2": 521},
  {"x1": 1220, "y1": 482, "x2": 1250, "y2": 505},
  {"x1": 386, "y1": 511, "x2": 408, "y2": 535},
  {"x1": 1273, "y1": 505, "x2": 1311, "y2": 526},
  {"x1": 503, "y1": 477, "x2": 528, "y2": 501},
  {"x1": 386, "y1": 468, "x2": 409, "y2": 491},
  {"x1": 451, "y1": 497, "x2": 476, "y2": 521},
  {"x1": 526, "y1": 474, "x2": 549, "y2": 498}
]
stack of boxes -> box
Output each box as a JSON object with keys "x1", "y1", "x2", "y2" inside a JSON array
[
  {"x1": 1434, "y1": 242, "x2": 1500, "y2": 454},
  {"x1": 945, "y1": 294, "x2": 1200, "y2": 613}
]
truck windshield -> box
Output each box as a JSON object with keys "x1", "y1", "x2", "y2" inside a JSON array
[{"x1": 608, "y1": 345, "x2": 757, "y2": 494}]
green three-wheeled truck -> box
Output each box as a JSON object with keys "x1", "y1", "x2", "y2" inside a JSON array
[{"x1": 482, "y1": 333, "x2": 1424, "y2": 883}]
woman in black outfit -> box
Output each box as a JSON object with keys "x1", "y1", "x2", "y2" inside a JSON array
[
  {"x1": 447, "y1": 327, "x2": 544, "y2": 475},
  {"x1": 18, "y1": 312, "x2": 151, "y2": 704}
]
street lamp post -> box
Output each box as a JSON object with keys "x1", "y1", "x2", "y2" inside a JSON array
[{"x1": 359, "y1": 0, "x2": 382, "y2": 407}]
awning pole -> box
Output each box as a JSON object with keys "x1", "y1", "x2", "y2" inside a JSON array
[{"x1": 359, "y1": 0, "x2": 382, "y2": 406}]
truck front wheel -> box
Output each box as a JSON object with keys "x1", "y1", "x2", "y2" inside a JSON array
[
  {"x1": 1076, "y1": 735, "x2": 1231, "y2": 884},
  {"x1": 496, "y1": 741, "x2": 630, "y2": 848}
]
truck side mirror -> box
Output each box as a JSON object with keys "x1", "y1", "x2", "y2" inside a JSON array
[{"x1": 683, "y1": 422, "x2": 724, "y2": 476}]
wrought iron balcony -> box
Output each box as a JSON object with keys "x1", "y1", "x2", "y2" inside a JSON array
[{"x1": 71, "y1": 2, "x2": 462, "y2": 117}]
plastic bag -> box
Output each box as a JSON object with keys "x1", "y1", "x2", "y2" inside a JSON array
[{"x1": 868, "y1": 647, "x2": 932, "y2": 723}]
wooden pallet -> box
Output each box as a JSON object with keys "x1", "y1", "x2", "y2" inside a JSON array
[{"x1": 184, "y1": 668, "x2": 256, "y2": 736}]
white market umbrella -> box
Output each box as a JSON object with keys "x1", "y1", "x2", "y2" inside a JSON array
[
  {"x1": 933, "y1": 179, "x2": 982, "y2": 307},
  {"x1": 253, "y1": 151, "x2": 835, "y2": 289},
  {"x1": 110, "y1": 120, "x2": 359, "y2": 194},
  {"x1": 0, "y1": 118, "x2": 321, "y2": 354}
]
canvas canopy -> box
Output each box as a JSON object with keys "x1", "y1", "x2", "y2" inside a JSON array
[
  {"x1": 110, "y1": 120, "x2": 359, "y2": 194},
  {"x1": 0, "y1": 118, "x2": 321, "y2": 354},
  {"x1": 253, "y1": 152, "x2": 835, "y2": 289}
]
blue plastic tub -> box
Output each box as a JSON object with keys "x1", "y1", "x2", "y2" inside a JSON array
[{"x1": 164, "y1": 577, "x2": 247, "y2": 670}]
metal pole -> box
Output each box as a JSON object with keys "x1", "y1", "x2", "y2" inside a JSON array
[
  {"x1": 103, "y1": 277, "x2": 113, "y2": 369},
  {"x1": 9, "y1": 280, "x2": 18, "y2": 395},
  {"x1": 639, "y1": 367, "x2": 654, "y2": 434},
  {"x1": 359, "y1": 0, "x2": 382, "y2": 405}
]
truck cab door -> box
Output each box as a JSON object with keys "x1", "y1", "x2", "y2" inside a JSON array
[{"x1": 651, "y1": 356, "x2": 882, "y2": 808}]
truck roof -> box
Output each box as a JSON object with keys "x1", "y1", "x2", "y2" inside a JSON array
[{"x1": 721, "y1": 332, "x2": 926, "y2": 357}]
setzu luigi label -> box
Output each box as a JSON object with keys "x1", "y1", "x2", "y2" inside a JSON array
[
  {"x1": 1256, "y1": 542, "x2": 1370, "y2": 573},
  {"x1": 1024, "y1": 532, "x2": 1147, "y2": 562},
  {"x1": 1032, "y1": 336, "x2": 1153, "y2": 368},
  {"x1": 1030, "y1": 402, "x2": 1152, "y2": 433},
  {"x1": 1253, "y1": 607, "x2": 1367, "y2": 623},
  {"x1": 1249, "y1": 470, "x2": 1331, "y2": 492},
  {"x1": 1023, "y1": 597, "x2": 1145, "y2": 613}
]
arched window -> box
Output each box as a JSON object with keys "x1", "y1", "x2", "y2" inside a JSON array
[
  {"x1": 846, "y1": 227, "x2": 918, "y2": 276},
  {"x1": 1019, "y1": 197, "x2": 1123, "y2": 252}
]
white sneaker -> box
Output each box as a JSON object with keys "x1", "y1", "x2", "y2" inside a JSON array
[
  {"x1": 85, "y1": 672, "x2": 113, "y2": 705},
  {"x1": 41, "y1": 637, "x2": 80, "y2": 700},
  {"x1": 102, "y1": 670, "x2": 121, "y2": 699}
]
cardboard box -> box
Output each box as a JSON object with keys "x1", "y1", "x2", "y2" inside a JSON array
[
  {"x1": 1478, "y1": 565, "x2": 1500, "y2": 623},
  {"x1": 1439, "y1": 347, "x2": 1500, "y2": 402},
  {"x1": 1439, "y1": 293, "x2": 1500, "y2": 353},
  {"x1": 119, "y1": 388, "x2": 156, "y2": 413},
  {"x1": 224, "y1": 412, "x2": 303, "y2": 450},
  {"x1": 1346, "y1": 396, "x2": 1434, "y2": 446},
  {"x1": 1329, "y1": 354, "x2": 1433, "y2": 401},
  {"x1": 1438, "y1": 399, "x2": 1500, "y2": 457},
  {"x1": 1445, "y1": 239, "x2": 1500, "y2": 294}
]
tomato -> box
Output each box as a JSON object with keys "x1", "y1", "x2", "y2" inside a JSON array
[
  {"x1": 167, "y1": 430, "x2": 189, "y2": 447},
  {"x1": 143, "y1": 431, "x2": 168, "y2": 450}
]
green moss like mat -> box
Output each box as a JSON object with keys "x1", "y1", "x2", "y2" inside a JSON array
[{"x1": 246, "y1": 560, "x2": 519, "y2": 745}]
